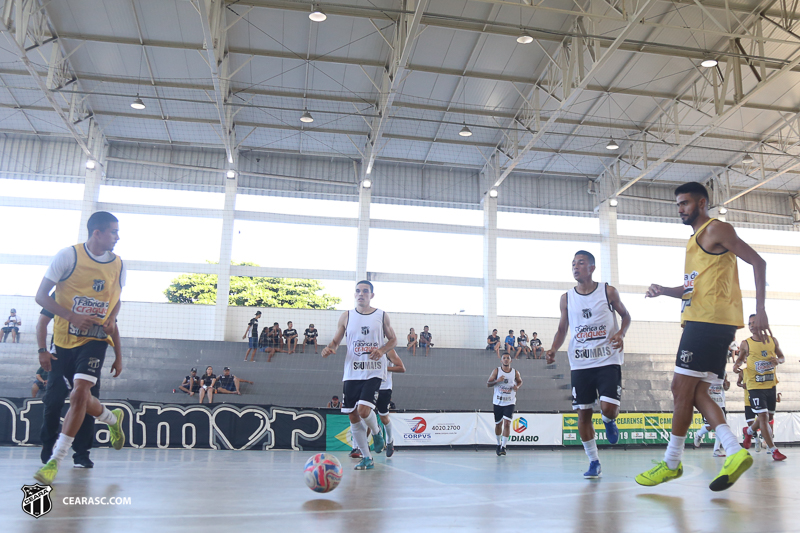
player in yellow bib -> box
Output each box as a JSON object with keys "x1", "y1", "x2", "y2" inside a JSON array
[
  {"x1": 733, "y1": 314, "x2": 786, "y2": 461},
  {"x1": 635, "y1": 182, "x2": 771, "y2": 492},
  {"x1": 33, "y1": 212, "x2": 127, "y2": 485}
]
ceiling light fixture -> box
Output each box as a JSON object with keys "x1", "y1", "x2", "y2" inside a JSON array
[
  {"x1": 300, "y1": 108, "x2": 314, "y2": 123},
  {"x1": 459, "y1": 124, "x2": 473, "y2": 137},
  {"x1": 701, "y1": 58, "x2": 718, "y2": 68},
  {"x1": 309, "y1": 4, "x2": 326, "y2": 22},
  {"x1": 362, "y1": 178, "x2": 372, "y2": 188},
  {"x1": 226, "y1": 169, "x2": 236, "y2": 179},
  {"x1": 130, "y1": 95, "x2": 146, "y2": 110},
  {"x1": 488, "y1": 188, "x2": 498, "y2": 198},
  {"x1": 719, "y1": 206, "x2": 728, "y2": 215},
  {"x1": 609, "y1": 198, "x2": 618, "y2": 207},
  {"x1": 742, "y1": 153, "x2": 754, "y2": 164},
  {"x1": 85, "y1": 159, "x2": 96, "y2": 170},
  {"x1": 517, "y1": 32, "x2": 534, "y2": 44},
  {"x1": 606, "y1": 138, "x2": 619, "y2": 150}
]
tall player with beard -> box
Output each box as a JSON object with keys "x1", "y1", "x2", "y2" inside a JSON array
[
  {"x1": 546, "y1": 250, "x2": 631, "y2": 479},
  {"x1": 636, "y1": 182, "x2": 769, "y2": 491},
  {"x1": 322, "y1": 281, "x2": 397, "y2": 470}
]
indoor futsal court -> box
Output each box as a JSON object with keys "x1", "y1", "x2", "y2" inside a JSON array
[{"x1": 1, "y1": 0, "x2": 800, "y2": 530}]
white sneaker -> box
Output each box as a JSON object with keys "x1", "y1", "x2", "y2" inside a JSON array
[
  {"x1": 753, "y1": 434, "x2": 762, "y2": 453},
  {"x1": 693, "y1": 433, "x2": 702, "y2": 448},
  {"x1": 712, "y1": 450, "x2": 726, "y2": 457}
]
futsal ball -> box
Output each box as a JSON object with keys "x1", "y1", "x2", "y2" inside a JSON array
[{"x1": 304, "y1": 453, "x2": 343, "y2": 493}]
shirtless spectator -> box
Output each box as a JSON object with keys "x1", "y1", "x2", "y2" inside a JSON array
[
  {"x1": 302, "y1": 324, "x2": 318, "y2": 353},
  {"x1": 518, "y1": 330, "x2": 531, "y2": 358},
  {"x1": 419, "y1": 325, "x2": 433, "y2": 357},
  {"x1": 179, "y1": 368, "x2": 201, "y2": 396},
  {"x1": 486, "y1": 329, "x2": 501, "y2": 357},
  {"x1": 32, "y1": 366, "x2": 48, "y2": 397},
  {"x1": 214, "y1": 367, "x2": 253, "y2": 396},
  {"x1": 530, "y1": 332, "x2": 544, "y2": 359},
  {"x1": 283, "y1": 321, "x2": 298, "y2": 354},
  {"x1": 407, "y1": 328, "x2": 418, "y2": 356}
]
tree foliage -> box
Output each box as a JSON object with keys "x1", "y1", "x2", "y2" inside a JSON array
[{"x1": 164, "y1": 262, "x2": 341, "y2": 309}]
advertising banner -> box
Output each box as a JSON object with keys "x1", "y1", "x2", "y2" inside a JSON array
[
  {"x1": 563, "y1": 412, "x2": 708, "y2": 446},
  {"x1": 476, "y1": 413, "x2": 562, "y2": 446},
  {"x1": 389, "y1": 412, "x2": 477, "y2": 446}
]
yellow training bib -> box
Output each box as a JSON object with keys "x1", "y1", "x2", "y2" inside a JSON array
[{"x1": 744, "y1": 337, "x2": 778, "y2": 390}]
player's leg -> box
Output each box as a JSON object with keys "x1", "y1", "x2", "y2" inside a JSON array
[
  {"x1": 356, "y1": 378, "x2": 384, "y2": 453},
  {"x1": 572, "y1": 369, "x2": 601, "y2": 477},
  {"x1": 377, "y1": 390, "x2": 394, "y2": 457},
  {"x1": 500, "y1": 411, "x2": 512, "y2": 454},
  {"x1": 493, "y1": 405, "x2": 503, "y2": 455},
  {"x1": 346, "y1": 381, "x2": 374, "y2": 469},
  {"x1": 40, "y1": 353, "x2": 69, "y2": 464},
  {"x1": 598, "y1": 365, "x2": 621, "y2": 444},
  {"x1": 72, "y1": 381, "x2": 100, "y2": 468}
]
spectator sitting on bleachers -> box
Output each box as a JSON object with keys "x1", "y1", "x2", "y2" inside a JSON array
[
  {"x1": 257, "y1": 323, "x2": 270, "y2": 357},
  {"x1": 419, "y1": 325, "x2": 433, "y2": 357},
  {"x1": 487, "y1": 329, "x2": 501, "y2": 357},
  {"x1": 327, "y1": 395, "x2": 341, "y2": 408},
  {"x1": 505, "y1": 330, "x2": 519, "y2": 358},
  {"x1": 407, "y1": 328, "x2": 418, "y2": 356},
  {"x1": 302, "y1": 323, "x2": 318, "y2": 353},
  {"x1": 518, "y1": 330, "x2": 531, "y2": 358},
  {"x1": 283, "y1": 321, "x2": 298, "y2": 354},
  {"x1": 728, "y1": 340, "x2": 738, "y2": 363},
  {"x1": 266, "y1": 323, "x2": 285, "y2": 362},
  {"x1": 179, "y1": 368, "x2": 201, "y2": 396},
  {"x1": 32, "y1": 366, "x2": 48, "y2": 397},
  {"x1": 530, "y1": 332, "x2": 544, "y2": 359},
  {"x1": 2, "y1": 308, "x2": 21, "y2": 343},
  {"x1": 198, "y1": 366, "x2": 216, "y2": 404},
  {"x1": 214, "y1": 366, "x2": 253, "y2": 396}
]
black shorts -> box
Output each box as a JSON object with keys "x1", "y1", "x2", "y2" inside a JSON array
[
  {"x1": 675, "y1": 321, "x2": 736, "y2": 382},
  {"x1": 749, "y1": 388, "x2": 777, "y2": 414},
  {"x1": 745, "y1": 406, "x2": 755, "y2": 422},
  {"x1": 702, "y1": 407, "x2": 726, "y2": 426},
  {"x1": 54, "y1": 341, "x2": 108, "y2": 385},
  {"x1": 571, "y1": 364, "x2": 622, "y2": 410},
  {"x1": 342, "y1": 378, "x2": 382, "y2": 414},
  {"x1": 376, "y1": 389, "x2": 393, "y2": 416},
  {"x1": 493, "y1": 404, "x2": 515, "y2": 423}
]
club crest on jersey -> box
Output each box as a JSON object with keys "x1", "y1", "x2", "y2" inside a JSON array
[
  {"x1": 761, "y1": 350, "x2": 768, "y2": 358},
  {"x1": 582, "y1": 308, "x2": 592, "y2": 319},
  {"x1": 361, "y1": 326, "x2": 370, "y2": 335},
  {"x1": 21, "y1": 484, "x2": 52, "y2": 519},
  {"x1": 680, "y1": 350, "x2": 693, "y2": 363},
  {"x1": 92, "y1": 279, "x2": 105, "y2": 292}
]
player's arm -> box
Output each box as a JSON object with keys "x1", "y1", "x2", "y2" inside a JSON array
[
  {"x1": 709, "y1": 221, "x2": 771, "y2": 340},
  {"x1": 513, "y1": 370, "x2": 523, "y2": 391},
  {"x1": 103, "y1": 300, "x2": 121, "y2": 336},
  {"x1": 321, "y1": 311, "x2": 348, "y2": 357},
  {"x1": 546, "y1": 293, "x2": 570, "y2": 364},
  {"x1": 35, "y1": 277, "x2": 94, "y2": 331},
  {"x1": 607, "y1": 285, "x2": 631, "y2": 350},
  {"x1": 386, "y1": 349, "x2": 405, "y2": 373},
  {"x1": 771, "y1": 337, "x2": 785, "y2": 365},
  {"x1": 733, "y1": 339, "x2": 749, "y2": 373},
  {"x1": 736, "y1": 371, "x2": 744, "y2": 388},
  {"x1": 487, "y1": 368, "x2": 499, "y2": 387},
  {"x1": 644, "y1": 283, "x2": 683, "y2": 299},
  {"x1": 371, "y1": 312, "x2": 397, "y2": 360}
]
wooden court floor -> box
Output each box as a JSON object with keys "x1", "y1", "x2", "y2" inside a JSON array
[{"x1": 2, "y1": 446, "x2": 798, "y2": 532}]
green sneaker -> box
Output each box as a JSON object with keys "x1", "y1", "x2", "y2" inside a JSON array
[
  {"x1": 108, "y1": 408, "x2": 125, "y2": 450},
  {"x1": 354, "y1": 457, "x2": 374, "y2": 470},
  {"x1": 709, "y1": 449, "x2": 753, "y2": 492},
  {"x1": 635, "y1": 461, "x2": 683, "y2": 486},
  {"x1": 34, "y1": 460, "x2": 59, "y2": 485},
  {"x1": 372, "y1": 421, "x2": 386, "y2": 454}
]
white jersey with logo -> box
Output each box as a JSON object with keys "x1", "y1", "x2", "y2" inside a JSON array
[
  {"x1": 566, "y1": 283, "x2": 623, "y2": 370},
  {"x1": 708, "y1": 378, "x2": 726, "y2": 409},
  {"x1": 380, "y1": 369, "x2": 393, "y2": 390},
  {"x1": 343, "y1": 308, "x2": 388, "y2": 382},
  {"x1": 493, "y1": 366, "x2": 517, "y2": 406}
]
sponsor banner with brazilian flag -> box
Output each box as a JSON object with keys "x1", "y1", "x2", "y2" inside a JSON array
[
  {"x1": 326, "y1": 414, "x2": 376, "y2": 451},
  {"x1": 563, "y1": 412, "x2": 713, "y2": 445}
]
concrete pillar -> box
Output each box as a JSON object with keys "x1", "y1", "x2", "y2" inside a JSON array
[
  {"x1": 355, "y1": 182, "x2": 371, "y2": 281},
  {"x1": 214, "y1": 171, "x2": 237, "y2": 341},
  {"x1": 483, "y1": 191, "x2": 498, "y2": 336},
  {"x1": 78, "y1": 165, "x2": 102, "y2": 243},
  {"x1": 598, "y1": 199, "x2": 619, "y2": 286}
]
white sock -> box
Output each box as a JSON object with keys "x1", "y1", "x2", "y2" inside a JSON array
[
  {"x1": 383, "y1": 421, "x2": 393, "y2": 443},
  {"x1": 97, "y1": 406, "x2": 117, "y2": 425},
  {"x1": 49, "y1": 433, "x2": 74, "y2": 465},
  {"x1": 582, "y1": 438, "x2": 599, "y2": 462},
  {"x1": 696, "y1": 425, "x2": 709, "y2": 438},
  {"x1": 363, "y1": 410, "x2": 380, "y2": 437},
  {"x1": 747, "y1": 426, "x2": 755, "y2": 436},
  {"x1": 664, "y1": 433, "x2": 686, "y2": 470},
  {"x1": 350, "y1": 421, "x2": 371, "y2": 460},
  {"x1": 713, "y1": 424, "x2": 742, "y2": 455},
  {"x1": 501, "y1": 435, "x2": 508, "y2": 447},
  {"x1": 713, "y1": 437, "x2": 721, "y2": 451},
  {"x1": 496, "y1": 434, "x2": 502, "y2": 445},
  {"x1": 601, "y1": 414, "x2": 613, "y2": 424}
]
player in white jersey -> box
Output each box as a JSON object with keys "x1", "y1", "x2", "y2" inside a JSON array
[
  {"x1": 546, "y1": 250, "x2": 631, "y2": 479},
  {"x1": 487, "y1": 352, "x2": 523, "y2": 456},
  {"x1": 693, "y1": 374, "x2": 729, "y2": 456},
  {"x1": 322, "y1": 280, "x2": 397, "y2": 470},
  {"x1": 375, "y1": 349, "x2": 405, "y2": 458}
]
